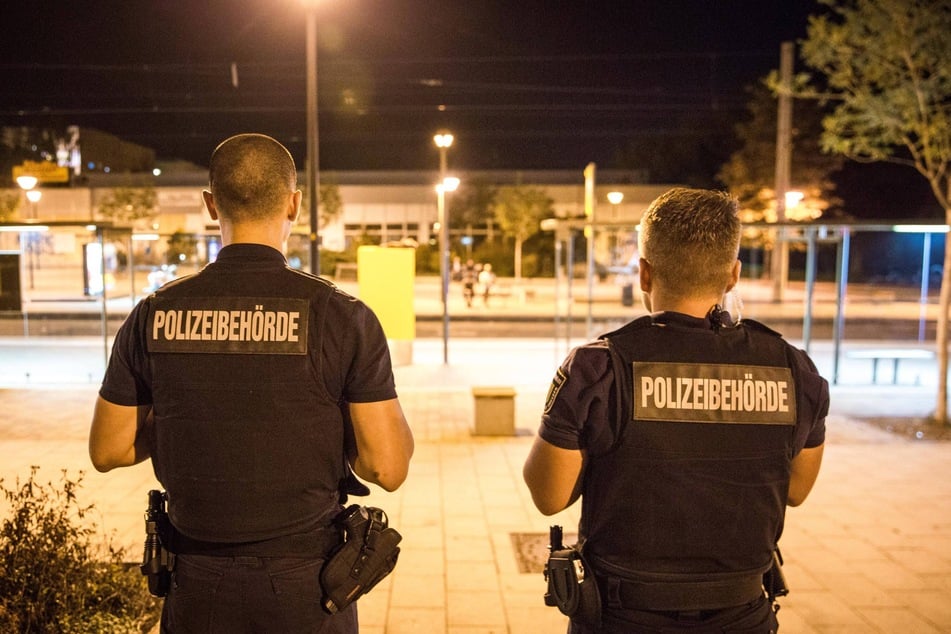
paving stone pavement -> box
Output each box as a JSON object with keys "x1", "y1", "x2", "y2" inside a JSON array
[{"x1": 0, "y1": 337, "x2": 949, "y2": 633}]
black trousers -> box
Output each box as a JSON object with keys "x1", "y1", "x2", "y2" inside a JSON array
[
  {"x1": 569, "y1": 595, "x2": 778, "y2": 634},
  {"x1": 160, "y1": 554, "x2": 358, "y2": 634}
]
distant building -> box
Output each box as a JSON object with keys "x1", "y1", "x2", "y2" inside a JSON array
[{"x1": 70, "y1": 127, "x2": 156, "y2": 176}]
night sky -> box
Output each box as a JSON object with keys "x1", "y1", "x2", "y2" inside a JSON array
[{"x1": 0, "y1": 0, "x2": 939, "y2": 218}]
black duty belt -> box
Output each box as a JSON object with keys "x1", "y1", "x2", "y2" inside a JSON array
[
  {"x1": 604, "y1": 572, "x2": 765, "y2": 612},
  {"x1": 169, "y1": 527, "x2": 341, "y2": 559}
]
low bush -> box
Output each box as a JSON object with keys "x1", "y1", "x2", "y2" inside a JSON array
[{"x1": 0, "y1": 466, "x2": 161, "y2": 633}]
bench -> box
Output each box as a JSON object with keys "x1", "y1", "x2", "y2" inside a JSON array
[
  {"x1": 845, "y1": 348, "x2": 935, "y2": 384},
  {"x1": 472, "y1": 386, "x2": 516, "y2": 436},
  {"x1": 333, "y1": 262, "x2": 358, "y2": 281}
]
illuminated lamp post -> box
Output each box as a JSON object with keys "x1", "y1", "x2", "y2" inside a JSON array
[
  {"x1": 303, "y1": 0, "x2": 321, "y2": 274},
  {"x1": 606, "y1": 190, "x2": 623, "y2": 264},
  {"x1": 436, "y1": 175, "x2": 460, "y2": 364},
  {"x1": 434, "y1": 131, "x2": 454, "y2": 178},
  {"x1": 16, "y1": 175, "x2": 41, "y2": 289}
]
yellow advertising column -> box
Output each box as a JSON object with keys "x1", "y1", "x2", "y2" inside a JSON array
[{"x1": 357, "y1": 245, "x2": 416, "y2": 366}]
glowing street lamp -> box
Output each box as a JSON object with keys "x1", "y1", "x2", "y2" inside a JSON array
[
  {"x1": 606, "y1": 191, "x2": 624, "y2": 265},
  {"x1": 436, "y1": 175, "x2": 460, "y2": 364},
  {"x1": 16, "y1": 175, "x2": 38, "y2": 191},
  {"x1": 16, "y1": 176, "x2": 41, "y2": 289},
  {"x1": 434, "y1": 131, "x2": 454, "y2": 178}
]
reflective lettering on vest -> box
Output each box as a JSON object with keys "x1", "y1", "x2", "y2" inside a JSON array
[
  {"x1": 148, "y1": 297, "x2": 308, "y2": 354},
  {"x1": 634, "y1": 362, "x2": 796, "y2": 425}
]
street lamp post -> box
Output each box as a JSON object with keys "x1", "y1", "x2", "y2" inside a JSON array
[
  {"x1": 16, "y1": 176, "x2": 40, "y2": 290},
  {"x1": 304, "y1": 0, "x2": 320, "y2": 275},
  {"x1": 606, "y1": 191, "x2": 623, "y2": 264},
  {"x1": 434, "y1": 131, "x2": 454, "y2": 178},
  {"x1": 433, "y1": 132, "x2": 455, "y2": 363},
  {"x1": 436, "y1": 176, "x2": 460, "y2": 364}
]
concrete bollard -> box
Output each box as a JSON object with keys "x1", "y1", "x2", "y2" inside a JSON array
[{"x1": 471, "y1": 386, "x2": 516, "y2": 436}]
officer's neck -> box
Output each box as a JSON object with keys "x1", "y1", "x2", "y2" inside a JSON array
[
  {"x1": 649, "y1": 292, "x2": 721, "y2": 320},
  {"x1": 219, "y1": 220, "x2": 289, "y2": 253}
]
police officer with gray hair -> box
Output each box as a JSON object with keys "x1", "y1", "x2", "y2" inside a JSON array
[
  {"x1": 90, "y1": 133, "x2": 414, "y2": 633},
  {"x1": 525, "y1": 187, "x2": 827, "y2": 633}
]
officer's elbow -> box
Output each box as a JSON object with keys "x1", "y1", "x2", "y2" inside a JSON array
[
  {"x1": 527, "y1": 486, "x2": 570, "y2": 516},
  {"x1": 89, "y1": 451, "x2": 119, "y2": 473},
  {"x1": 365, "y1": 468, "x2": 407, "y2": 492},
  {"x1": 786, "y1": 491, "x2": 808, "y2": 507},
  {"x1": 355, "y1": 452, "x2": 412, "y2": 492},
  {"x1": 532, "y1": 497, "x2": 565, "y2": 517}
]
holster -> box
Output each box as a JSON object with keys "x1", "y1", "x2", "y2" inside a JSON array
[
  {"x1": 762, "y1": 549, "x2": 789, "y2": 602},
  {"x1": 320, "y1": 505, "x2": 402, "y2": 614},
  {"x1": 544, "y1": 544, "x2": 602, "y2": 628}
]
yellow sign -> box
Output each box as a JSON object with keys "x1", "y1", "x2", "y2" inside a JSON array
[
  {"x1": 357, "y1": 246, "x2": 416, "y2": 341},
  {"x1": 13, "y1": 160, "x2": 70, "y2": 184}
]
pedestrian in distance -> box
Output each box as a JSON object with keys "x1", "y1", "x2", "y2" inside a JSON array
[
  {"x1": 478, "y1": 262, "x2": 496, "y2": 307},
  {"x1": 89, "y1": 133, "x2": 414, "y2": 634},
  {"x1": 461, "y1": 258, "x2": 478, "y2": 308},
  {"x1": 524, "y1": 187, "x2": 827, "y2": 633}
]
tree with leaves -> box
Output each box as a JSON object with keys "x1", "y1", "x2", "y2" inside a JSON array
[
  {"x1": 297, "y1": 176, "x2": 344, "y2": 229},
  {"x1": 96, "y1": 186, "x2": 157, "y2": 226},
  {"x1": 449, "y1": 179, "x2": 498, "y2": 232},
  {"x1": 719, "y1": 82, "x2": 844, "y2": 264},
  {"x1": 798, "y1": 0, "x2": 951, "y2": 423},
  {"x1": 492, "y1": 184, "x2": 554, "y2": 282},
  {"x1": 0, "y1": 189, "x2": 20, "y2": 221},
  {"x1": 318, "y1": 176, "x2": 344, "y2": 229},
  {"x1": 719, "y1": 82, "x2": 843, "y2": 224}
]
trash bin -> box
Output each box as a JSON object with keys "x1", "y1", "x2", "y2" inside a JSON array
[
  {"x1": 472, "y1": 386, "x2": 516, "y2": 436},
  {"x1": 621, "y1": 283, "x2": 634, "y2": 307}
]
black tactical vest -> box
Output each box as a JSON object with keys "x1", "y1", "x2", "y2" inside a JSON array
[
  {"x1": 144, "y1": 252, "x2": 347, "y2": 546},
  {"x1": 584, "y1": 313, "x2": 798, "y2": 609}
]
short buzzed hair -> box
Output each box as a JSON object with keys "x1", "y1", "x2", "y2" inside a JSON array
[
  {"x1": 208, "y1": 134, "x2": 297, "y2": 222},
  {"x1": 638, "y1": 188, "x2": 741, "y2": 300}
]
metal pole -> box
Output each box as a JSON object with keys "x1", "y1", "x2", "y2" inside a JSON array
[
  {"x1": 554, "y1": 237, "x2": 563, "y2": 362},
  {"x1": 437, "y1": 186, "x2": 450, "y2": 364},
  {"x1": 566, "y1": 232, "x2": 574, "y2": 348},
  {"x1": 99, "y1": 228, "x2": 109, "y2": 367},
  {"x1": 437, "y1": 143, "x2": 450, "y2": 364},
  {"x1": 832, "y1": 228, "x2": 850, "y2": 385},
  {"x1": 802, "y1": 227, "x2": 817, "y2": 354},
  {"x1": 584, "y1": 164, "x2": 596, "y2": 337},
  {"x1": 305, "y1": 7, "x2": 320, "y2": 275},
  {"x1": 772, "y1": 41, "x2": 794, "y2": 302},
  {"x1": 919, "y1": 232, "x2": 932, "y2": 342},
  {"x1": 128, "y1": 234, "x2": 135, "y2": 305}
]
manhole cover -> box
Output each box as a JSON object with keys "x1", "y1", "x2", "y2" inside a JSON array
[{"x1": 510, "y1": 531, "x2": 578, "y2": 574}]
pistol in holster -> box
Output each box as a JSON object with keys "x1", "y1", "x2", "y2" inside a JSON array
[
  {"x1": 320, "y1": 505, "x2": 402, "y2": 614},
  {"x1": 543, "y1": 525, "x2": 601, "y2": 628},
  {"x1": 762, "y1": 548, "x2": 789, "y2": 603},
  {"x1": 140, "y1": 489, "x2": 174, "y2": 598}
]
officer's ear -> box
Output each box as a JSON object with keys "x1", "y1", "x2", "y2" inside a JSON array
[
  {"x1": 288, "y1": 190, "x2": 302, "y2": 223},
  {"x1": 202, "y1": 190, "x2": 219, "y2": 221},
  {"x1": 639, "y1": 258, "x2": 652, "y2": 292},
  {"x1": 725, "y1": 260, "x2": 741, "y2": 292}
]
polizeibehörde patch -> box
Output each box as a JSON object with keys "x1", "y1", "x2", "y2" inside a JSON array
[
  {"x1": 633, "y1": 362, "x2": 796, "y2": 425},
  {"x1": 147, "y1": 296, "x2": 308, "y2": 355}
]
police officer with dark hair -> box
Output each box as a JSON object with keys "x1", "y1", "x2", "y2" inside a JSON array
[
  {"x1": 89, "y1": 133, "x2": 414, "y2": 633},
  {"x1": 524, "y1": 188, "x2": 827, "y2": 633}
]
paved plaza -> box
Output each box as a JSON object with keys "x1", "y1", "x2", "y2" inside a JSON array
[{"x1": 0, "y1": 276, "x2": 949, "y2": 632}]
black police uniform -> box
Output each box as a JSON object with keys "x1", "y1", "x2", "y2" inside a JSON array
[
  {"x1": 100, "y1": 243, "x2": 397, "y2": 634},
  {"x1": 540, "y1": 310, "x2": 828, "y2": 633}
]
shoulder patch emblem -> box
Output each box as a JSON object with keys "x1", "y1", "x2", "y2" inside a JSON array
[{"x1": 543, "y1": 367, "x2": 568, "y2": 414}]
